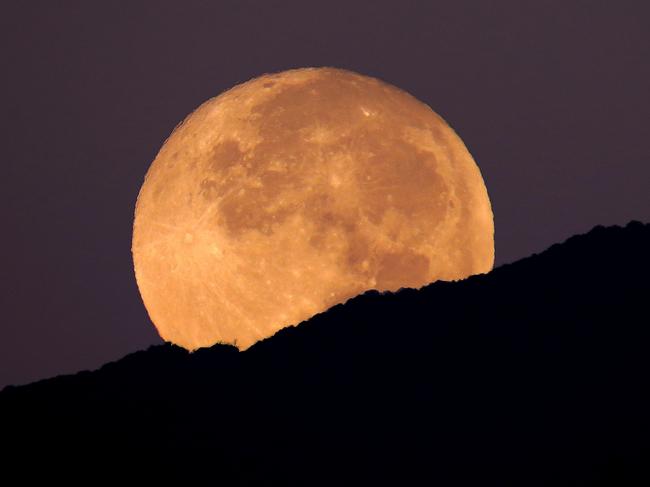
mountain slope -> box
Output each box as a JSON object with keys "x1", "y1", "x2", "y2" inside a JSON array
[{"x1": 2, "y1": 221, "x2": 649, "y2": 485}]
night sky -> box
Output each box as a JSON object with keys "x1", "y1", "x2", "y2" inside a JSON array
[{"x1": 2, "y1": 1, "x2": 648, "y2": 388}]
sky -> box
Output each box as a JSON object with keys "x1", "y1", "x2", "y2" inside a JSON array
[{"x1": 1, "y1": 0, "x2": 648, "y2": 388}]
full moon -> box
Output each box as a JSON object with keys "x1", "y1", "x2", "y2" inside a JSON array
[{"x1": 133, "y1": 67, "x2": 494, "y2": 350}]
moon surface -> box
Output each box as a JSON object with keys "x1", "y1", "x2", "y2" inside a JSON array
[{"x1": 132, "y1": 67, "x2": 494, "y2": 350}]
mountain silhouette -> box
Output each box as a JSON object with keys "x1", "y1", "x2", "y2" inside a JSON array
[{"x1": 2, "y1": 221, "x2": 649, "y2": 485}]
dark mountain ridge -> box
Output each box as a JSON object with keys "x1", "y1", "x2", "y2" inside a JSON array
[{"x1": 2, "y1": 221, "x2": 649, "y2": 485}]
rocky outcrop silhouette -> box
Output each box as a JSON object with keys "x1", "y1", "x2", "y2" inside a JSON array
[{"x1": 2, "y1": 221, "x2": 649, "y2": 485}]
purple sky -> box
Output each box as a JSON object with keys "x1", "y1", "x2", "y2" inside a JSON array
[{"x1": 1, "y1": 1, "x2": 648, "y2": 388}]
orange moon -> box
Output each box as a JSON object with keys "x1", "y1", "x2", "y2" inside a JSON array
[{"x1": 132, "y1": 67, "x2": 494, "y2": 350}]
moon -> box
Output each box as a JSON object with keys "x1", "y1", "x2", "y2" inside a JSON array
[{"x1": 132, "y1": 67, "x2": 494, "y2": 350}]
